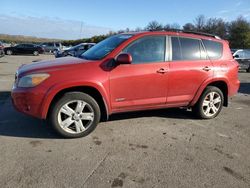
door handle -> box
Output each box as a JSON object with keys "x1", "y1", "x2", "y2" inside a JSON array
[
  {"x1": 157, "y1": 68, "x2": 168, "y2": 74},
  {"x1": 202, "y1": 66, "x2": 211, "y2": 71}
]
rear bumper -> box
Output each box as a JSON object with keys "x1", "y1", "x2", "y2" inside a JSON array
[{"x1": 229, "y1": 79, "x2": 240, "y2": 97}]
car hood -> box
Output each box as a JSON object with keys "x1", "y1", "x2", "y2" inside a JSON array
[{"x1": 17, "y1": 56, "x2": 95, "y2": 76}]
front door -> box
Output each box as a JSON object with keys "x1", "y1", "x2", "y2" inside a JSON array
[
  {"x1": 167, "y1": 36, "x2": 213, "y2": 105},
  {"x1": 110, "y1": 35, "x2": 169, "y2": 111}
]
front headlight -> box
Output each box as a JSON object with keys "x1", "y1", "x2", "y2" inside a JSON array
[{"x1": 18, "y1": 73, "x2": 50, "y2": 88}]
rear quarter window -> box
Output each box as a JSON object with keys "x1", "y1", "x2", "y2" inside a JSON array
[{"x1": 202, "y1": 40, "x2": 223, "y2": 60}]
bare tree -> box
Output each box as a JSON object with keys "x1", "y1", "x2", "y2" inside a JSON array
[
  {"x1": 204, "y1": 18, "x2": 228, "y2": 38},
  {"x1": 194, "y1": 15, "x2": 206, "y2": 31},
  {"x1": 145, "y1": 21, "x2": 163, "y2": 31},
  {"x1": 183, "y1": 23, "x2": 196, "y2": 31}
]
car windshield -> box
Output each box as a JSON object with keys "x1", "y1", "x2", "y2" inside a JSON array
[
  {"x1": 80, "y1": 34, "x2": 133, "y2": 60},
  {"x1": 70, "y1": 44, "x2": 84, "y2": 50}
]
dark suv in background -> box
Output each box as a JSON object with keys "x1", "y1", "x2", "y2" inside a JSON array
[{"x1": 232, "y1": 49, "x2": 250, "y2": 72}]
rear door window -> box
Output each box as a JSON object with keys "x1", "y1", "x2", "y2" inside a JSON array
[
  {"x1": 179, "y1": 37, "x2": 203, "y2": 60},
  {"x1": 202, "y1": 39, "x2": 223, "y2": 59},
  {"x1": 171, "y1": 37, "x2": 206, "y2": 61}
]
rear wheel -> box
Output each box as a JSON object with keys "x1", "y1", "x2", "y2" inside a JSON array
[
  {"x1": 6, "y1": 50, "x2": 12, "y2": 55},
  {"x1": 193, "y1": 86, "x2": 224, "y2": 119},
  {"x1": 49, "y1": 92, "x2": 101, "y2": 138}
]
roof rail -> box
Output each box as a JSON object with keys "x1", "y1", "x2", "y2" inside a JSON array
[
  {"x1": 182, "y1": 30, "x2": 221, "y2": 39},
  {"x1": 151, "y1": 29, "x2": 221, "y2": 39}
]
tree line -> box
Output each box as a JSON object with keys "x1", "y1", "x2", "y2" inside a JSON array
[{"x1": 63, "y1": 15, "x2": 250, "y2": 49}]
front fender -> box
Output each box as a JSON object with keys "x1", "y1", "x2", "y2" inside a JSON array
[{"x1": 40, "y1": 80, "x2": 110, "y2": 119}]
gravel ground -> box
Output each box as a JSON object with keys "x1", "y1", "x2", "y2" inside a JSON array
[{"x1": 0, "y1": 55, "x2": 250, "y2": 188}]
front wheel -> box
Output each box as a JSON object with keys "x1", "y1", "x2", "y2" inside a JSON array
[
  {"x1": 49, "y1": 92, "x2": 101, "y2": 138},
  {"x1": 193, "y1": 86, "x2": 224, "y2": 119}
]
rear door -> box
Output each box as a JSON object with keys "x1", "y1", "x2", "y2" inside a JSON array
[
  {"x1": 167, "y1": 36, "x2": 213, "y2": 105},
  {"x1": 25, "y1": 44, "x2": 35, "y2": 54}
]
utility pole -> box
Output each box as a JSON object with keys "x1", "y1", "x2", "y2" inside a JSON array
[{"x1": 79, "y1": 22, "x2": 84, "y2": 39}]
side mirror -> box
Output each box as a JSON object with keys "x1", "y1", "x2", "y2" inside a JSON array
[
  {"x1": 116, "y1": 53, "x2": 132, "y2": 64},
  {"x1": 233, "y1": 54, "x2": 239, "y2": 59}
]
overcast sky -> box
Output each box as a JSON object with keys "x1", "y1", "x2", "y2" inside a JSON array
[{"x1": 1, "y1": 0, "x2": 250, "y2": 39}]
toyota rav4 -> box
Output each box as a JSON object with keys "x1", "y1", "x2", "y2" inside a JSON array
[{"x1": 12, "y1": 31, "x2": 240, "y2": 138}]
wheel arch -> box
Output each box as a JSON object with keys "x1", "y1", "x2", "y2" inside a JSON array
[
  {"x1": 190, "y1": 78, "x2": 229, "y2": 107},
  {"x1": 42, "y1": 84, "x2": 109, "y2": 121}
]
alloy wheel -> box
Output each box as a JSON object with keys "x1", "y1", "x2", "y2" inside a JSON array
[
  {"x1": 57, "y1": 100, "x2": 95, "y2": 134},
  {"x1": 202, "y1": 91, "x2": 222, "y2": 117}
]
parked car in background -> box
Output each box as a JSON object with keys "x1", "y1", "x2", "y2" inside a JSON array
[
  {"x1": 41, "y1": 42, "x2": 62, "y2": 54},
  {"x1": 55, "y1": 43, "x2": 95, "y2": 58},
  {"x1": 12, "y1": 31, "x2": 240, "y2": 138},
  {"x1": 231, "y1": 49, "x2": 250, "y2": 72},
  {"x1": 0, "y1": 41, "x2": 4, "y2": 57},
  {"x1": 4, "y1": 43, "x2": 44, "y2": 56}
]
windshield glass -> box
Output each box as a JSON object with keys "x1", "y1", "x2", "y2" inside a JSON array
[
  {"x1": 70, "y1": 43, "x2": 83, "y2": 50},
  {"x1": 80, "y1": 34, "x2": 133, "y2": 60}
]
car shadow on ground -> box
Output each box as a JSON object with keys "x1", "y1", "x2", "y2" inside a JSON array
[
  {"x1": 109, "y1": 108, "x2": 194, "y2": 121},
  {"x1": 0, "y1": 91, "x2": 195, "y2": 139},
  {"x1": 238, "y1": 82, "x2": 250, "y2": 95},
  {"x1": 0, "y1": 91, "x2": 60, "y2": 139}
]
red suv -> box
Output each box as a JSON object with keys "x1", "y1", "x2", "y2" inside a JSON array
[{"x1": 12, "y1": 31, "x2": 240, "y2": 138}]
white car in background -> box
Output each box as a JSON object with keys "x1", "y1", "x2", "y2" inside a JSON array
[{"x1": 232, "y1": 49, "x2": 250, "y2": 72}]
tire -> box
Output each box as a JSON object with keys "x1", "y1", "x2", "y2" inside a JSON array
[
  {"x1": 33, "y1": 51, "x2": 39, "y2": 56},
  {"x1": 6, "y1": 50, "x2": 12, "y2": 55},
  {"x1": 247, "y1": 66, "x2": 250, "y2": 73},
  {"x1": 193, "y1": 86, "x2": 224, "y2": 119},
  {"x1": 49, "y1": 92, "x2": 101, "y2": 138}
]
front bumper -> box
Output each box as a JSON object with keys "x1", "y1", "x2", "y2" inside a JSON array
[{"x1": 11, "y1": 87, "x2": 45, "y2": 119}]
